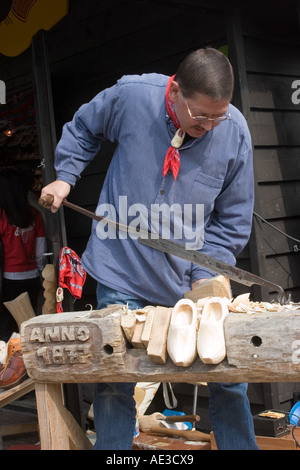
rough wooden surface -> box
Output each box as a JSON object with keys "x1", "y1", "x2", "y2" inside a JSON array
[
  {"x1": 0, "y1": 378, "x2": 35, "y2": 411},
  {"x1": 20, "y1": 306, "x2": 300, "y2": 384},
  {"x1": 35, "y1": 382, "x2": 92, "y2": 450},
  {"x1": 225, "y1": 311, "x2": 300, "y2": 369}
]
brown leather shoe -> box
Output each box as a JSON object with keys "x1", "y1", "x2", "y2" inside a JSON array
[{"x1": 0, "y1": 334, "x2": 27, "y2": 389}]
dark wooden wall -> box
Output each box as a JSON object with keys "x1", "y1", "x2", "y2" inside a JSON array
[
  {"x1": 227, "y1": 1, "x2": 300, "y2": 302},
  {"x1": 0, "y1": 0, "x2": 300, "y2": 307},
  {"x1": 1, "y1": 0, "x2": 300, "y2": 427}
]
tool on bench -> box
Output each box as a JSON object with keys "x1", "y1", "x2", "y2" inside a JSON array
[
  {"x1": 139, "y1": 412, "x2": 200, "y2": 432},
  {"x1": 149, "y1": 426, "x2": 210, "y2": 442},
  {"x1": 159, "y1": 414, "x2": 200, "y2": 423},
  {"x1": 39, "y1": 194, "x2": 288, "y2": 304}
]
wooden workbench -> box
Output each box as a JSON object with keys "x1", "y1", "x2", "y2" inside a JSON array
[
  {"x1": 20, "y1": 305, "x2": 300, "y2": 383},
  {"x1": 19, "y1": 305, "x2": 300, "y2": 449}
]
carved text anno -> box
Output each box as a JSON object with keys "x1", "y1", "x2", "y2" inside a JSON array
[{"x1": 30, "y1": 325, "x2": 90, "y2": 343}]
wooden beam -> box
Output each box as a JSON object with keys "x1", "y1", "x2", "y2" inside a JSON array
[
  {"x1": 0, "y1": 378, "x2": 35, "y2": 409},
  {"x1": 32, "y1": 30, "x2": 67, "y2": 264},
  {"x1": 35, "y1": 382, "x2": 92, "y2": 450},
  {"x1": 1, "y1": 422, "x2": 38, "y2": 437},
  {"x1": 35, "y1": 383, "x2": 70, "y2": 450},
  {"x1": 32, "y1": 31, "x2": 85, "y2": 429},
  {"x1": 20, "y1": 307, "x2": 300, "y2": 384}
]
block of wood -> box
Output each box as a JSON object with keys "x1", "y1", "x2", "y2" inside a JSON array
[
  {"x1": 184, "y1": 275, "x2": 231, "y2": 302},
  {"x1": 146, "y1": 307, "x2": 172, "y2": 365}
]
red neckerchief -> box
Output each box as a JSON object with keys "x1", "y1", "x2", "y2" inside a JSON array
[{"x1": 163, "y1": 75, "x2": 185, "y2": 180}]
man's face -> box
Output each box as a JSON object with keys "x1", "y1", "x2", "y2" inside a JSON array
[{"x1": 169, "y1": 81, "x2": 230, "y2": 139}]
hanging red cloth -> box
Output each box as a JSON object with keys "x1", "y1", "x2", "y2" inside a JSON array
[{"x1": 56, "y1": 247, "x2": 86, "y2": 312}]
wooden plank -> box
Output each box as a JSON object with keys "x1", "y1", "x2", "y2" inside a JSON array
[
  {"x1": 131, "y1": 320, "x2": 146, "y2": 349},
  {"x1": 184, "y1": 276, "x2": 231, "y2": 302},
  {"x1": 0, "y1": 378, "x2": 35, "y2": 409},
  {"x1": 264, "y1": 253, "x2": 300, "y2": 292},
  {"x1": 248, "y1": 73, "x2": 300, "y2": 111},
  {"x1": 1, "y1": 422, "x2": 38, "y2": 437},
  {"x1": 35, "y1": 382, "x2": 92, "y2": 450},
  {"x1": 63, "y1": 403, "x2": 93, "y2": 450},
  {"x1": 241, "y1": 8, "x2": 300, "y2": 45},
  {"x1": 141, "y1": 308, "x2": 155, "y2": 347},
  {"x1": 225, "y1": 311, "x2": 300, "y2": 367},
  {"x1": 121, "y1": 313, "x2": 137, "y2": 343},
  {"x1": 257, "y1": 182, "x2": 300, "y2": 219},
  {"x1": 35, "y1": 382, "x2": 70, "y2": 450},
  {"x1": 147, "y1": 307, "x2": 172, "y2": 364},
  {"x1": 47, "y1": 1, "x2": 181, "y2": 67},
  {"x1": 253, "y1": 148, "x2": 300, "y2": 183},
  {"x1": 256, "y1": 217, "x2": 300, "y2": 257},
  {"x1": 50, "y1": 7, "x2": 225, "y2": 99},
  {"x1": 244, "y1": 37, "x2": 300, "y2": 76},
  {"x1": 20, "y1": 308, "x2": 300, "y2": 383},
  {"x1": 211, "y1": 429, "x2": 300, "y2": 450},
  {"x1": 250, "y1": 111, "x2": 300, "y2": 147}
]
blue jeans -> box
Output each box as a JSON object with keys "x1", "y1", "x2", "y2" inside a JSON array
[{"x1": 93, "y1": 282, "x2": 259, "y2": 450}]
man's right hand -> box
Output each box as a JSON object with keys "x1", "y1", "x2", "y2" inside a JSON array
[{"x1": 40, "y1": 180, "x2": 71, "y2": 213}]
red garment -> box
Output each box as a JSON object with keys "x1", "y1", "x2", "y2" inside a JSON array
[
  {"x1": 57, "y1": 247, "x2": 86, "y2": 312},
  {"x1": 0, "y1": 207, "x2": 45, "y2": 273},
  {"x1": 163, "y1": 75, "x2": 184, "y2": 180}
]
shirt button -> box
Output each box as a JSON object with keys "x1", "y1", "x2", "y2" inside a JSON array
[{"x1": 160, "y1": 189, "x2": 165, "y2": 195}]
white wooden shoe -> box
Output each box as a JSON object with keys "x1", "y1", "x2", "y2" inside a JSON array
[
  {"x1": 167, "y1": 298, "x2": 197, "y2": 367},
  {"x1": 197, "y1": 297, "x2": 229, "y2": 364}
]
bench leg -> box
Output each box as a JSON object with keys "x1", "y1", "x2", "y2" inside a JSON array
[{"x1": 35, "y1": 382, "x2": 92, "y2": 450}]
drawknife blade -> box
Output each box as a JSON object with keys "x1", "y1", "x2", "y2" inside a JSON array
[
  {"x1": 39, "y1": 195, "x2": 287, "y2": 303},
  {"x1": 138, "y1": 237, "x2": 287, "y2": 304}
]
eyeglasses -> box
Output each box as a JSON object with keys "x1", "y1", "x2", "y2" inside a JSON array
[{"x1": 183, "y1": 96, "x2": 230, "y2": 123}]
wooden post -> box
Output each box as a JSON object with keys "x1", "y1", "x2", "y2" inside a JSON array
[
  {"x1": 32, "y1": 31, "x2": 84, "y2": 429},
  {"x1": 35, "y1": 383, "x2": 70, "y2": 450},
  {"x1": 35, "y1": 382, "x2": 92, "y2": 450}
]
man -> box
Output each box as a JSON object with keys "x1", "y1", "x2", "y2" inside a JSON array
[{"x1": 41, "y1": 48, "x2": 258, "y2": 450}]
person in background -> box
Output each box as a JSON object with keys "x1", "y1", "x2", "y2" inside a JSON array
[
  {"x1": 0, "y1": 168, "x2": 46, "y2": 341},
  {"x1": 41, "y1": 48, "x2": 258, "y2": 450}
]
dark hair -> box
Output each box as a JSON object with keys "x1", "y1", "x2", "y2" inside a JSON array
[
  {"x1": 175, "y1": 48, "x2": 234, "y2": 101},
  {"x1": 0, "y1": 168, "x2": 34, "y2": 228}
]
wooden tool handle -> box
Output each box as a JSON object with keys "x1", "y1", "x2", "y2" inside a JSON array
[
  {"x1": 150, "y1": 426, "x2": 210, "y2": 442},
  {"x1": 39, "y1": 194, "x2": 54, "y2": 208},
  {"x1": 38, "y1": 194, "x2": 103, "y2": 224},
  {"x1": 160, "y1": 414, "x2": 200, "y2": 423}
]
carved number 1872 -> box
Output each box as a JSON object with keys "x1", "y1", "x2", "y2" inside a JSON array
[{"x1": 36, "y1": 344, "x2": 92, "y2": 365}]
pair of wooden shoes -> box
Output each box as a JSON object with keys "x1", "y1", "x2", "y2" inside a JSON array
[{"x1": 167, "y1": 297, "x2": 229, "y2": 367}]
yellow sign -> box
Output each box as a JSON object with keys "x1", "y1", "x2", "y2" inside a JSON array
[{"x1": 0, "y1": 0, "x2": 69, "y2": 57}]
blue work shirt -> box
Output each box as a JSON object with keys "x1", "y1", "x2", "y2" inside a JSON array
[{"x1": 55, "y1": 73, "x2": 254, "y2": 306}]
